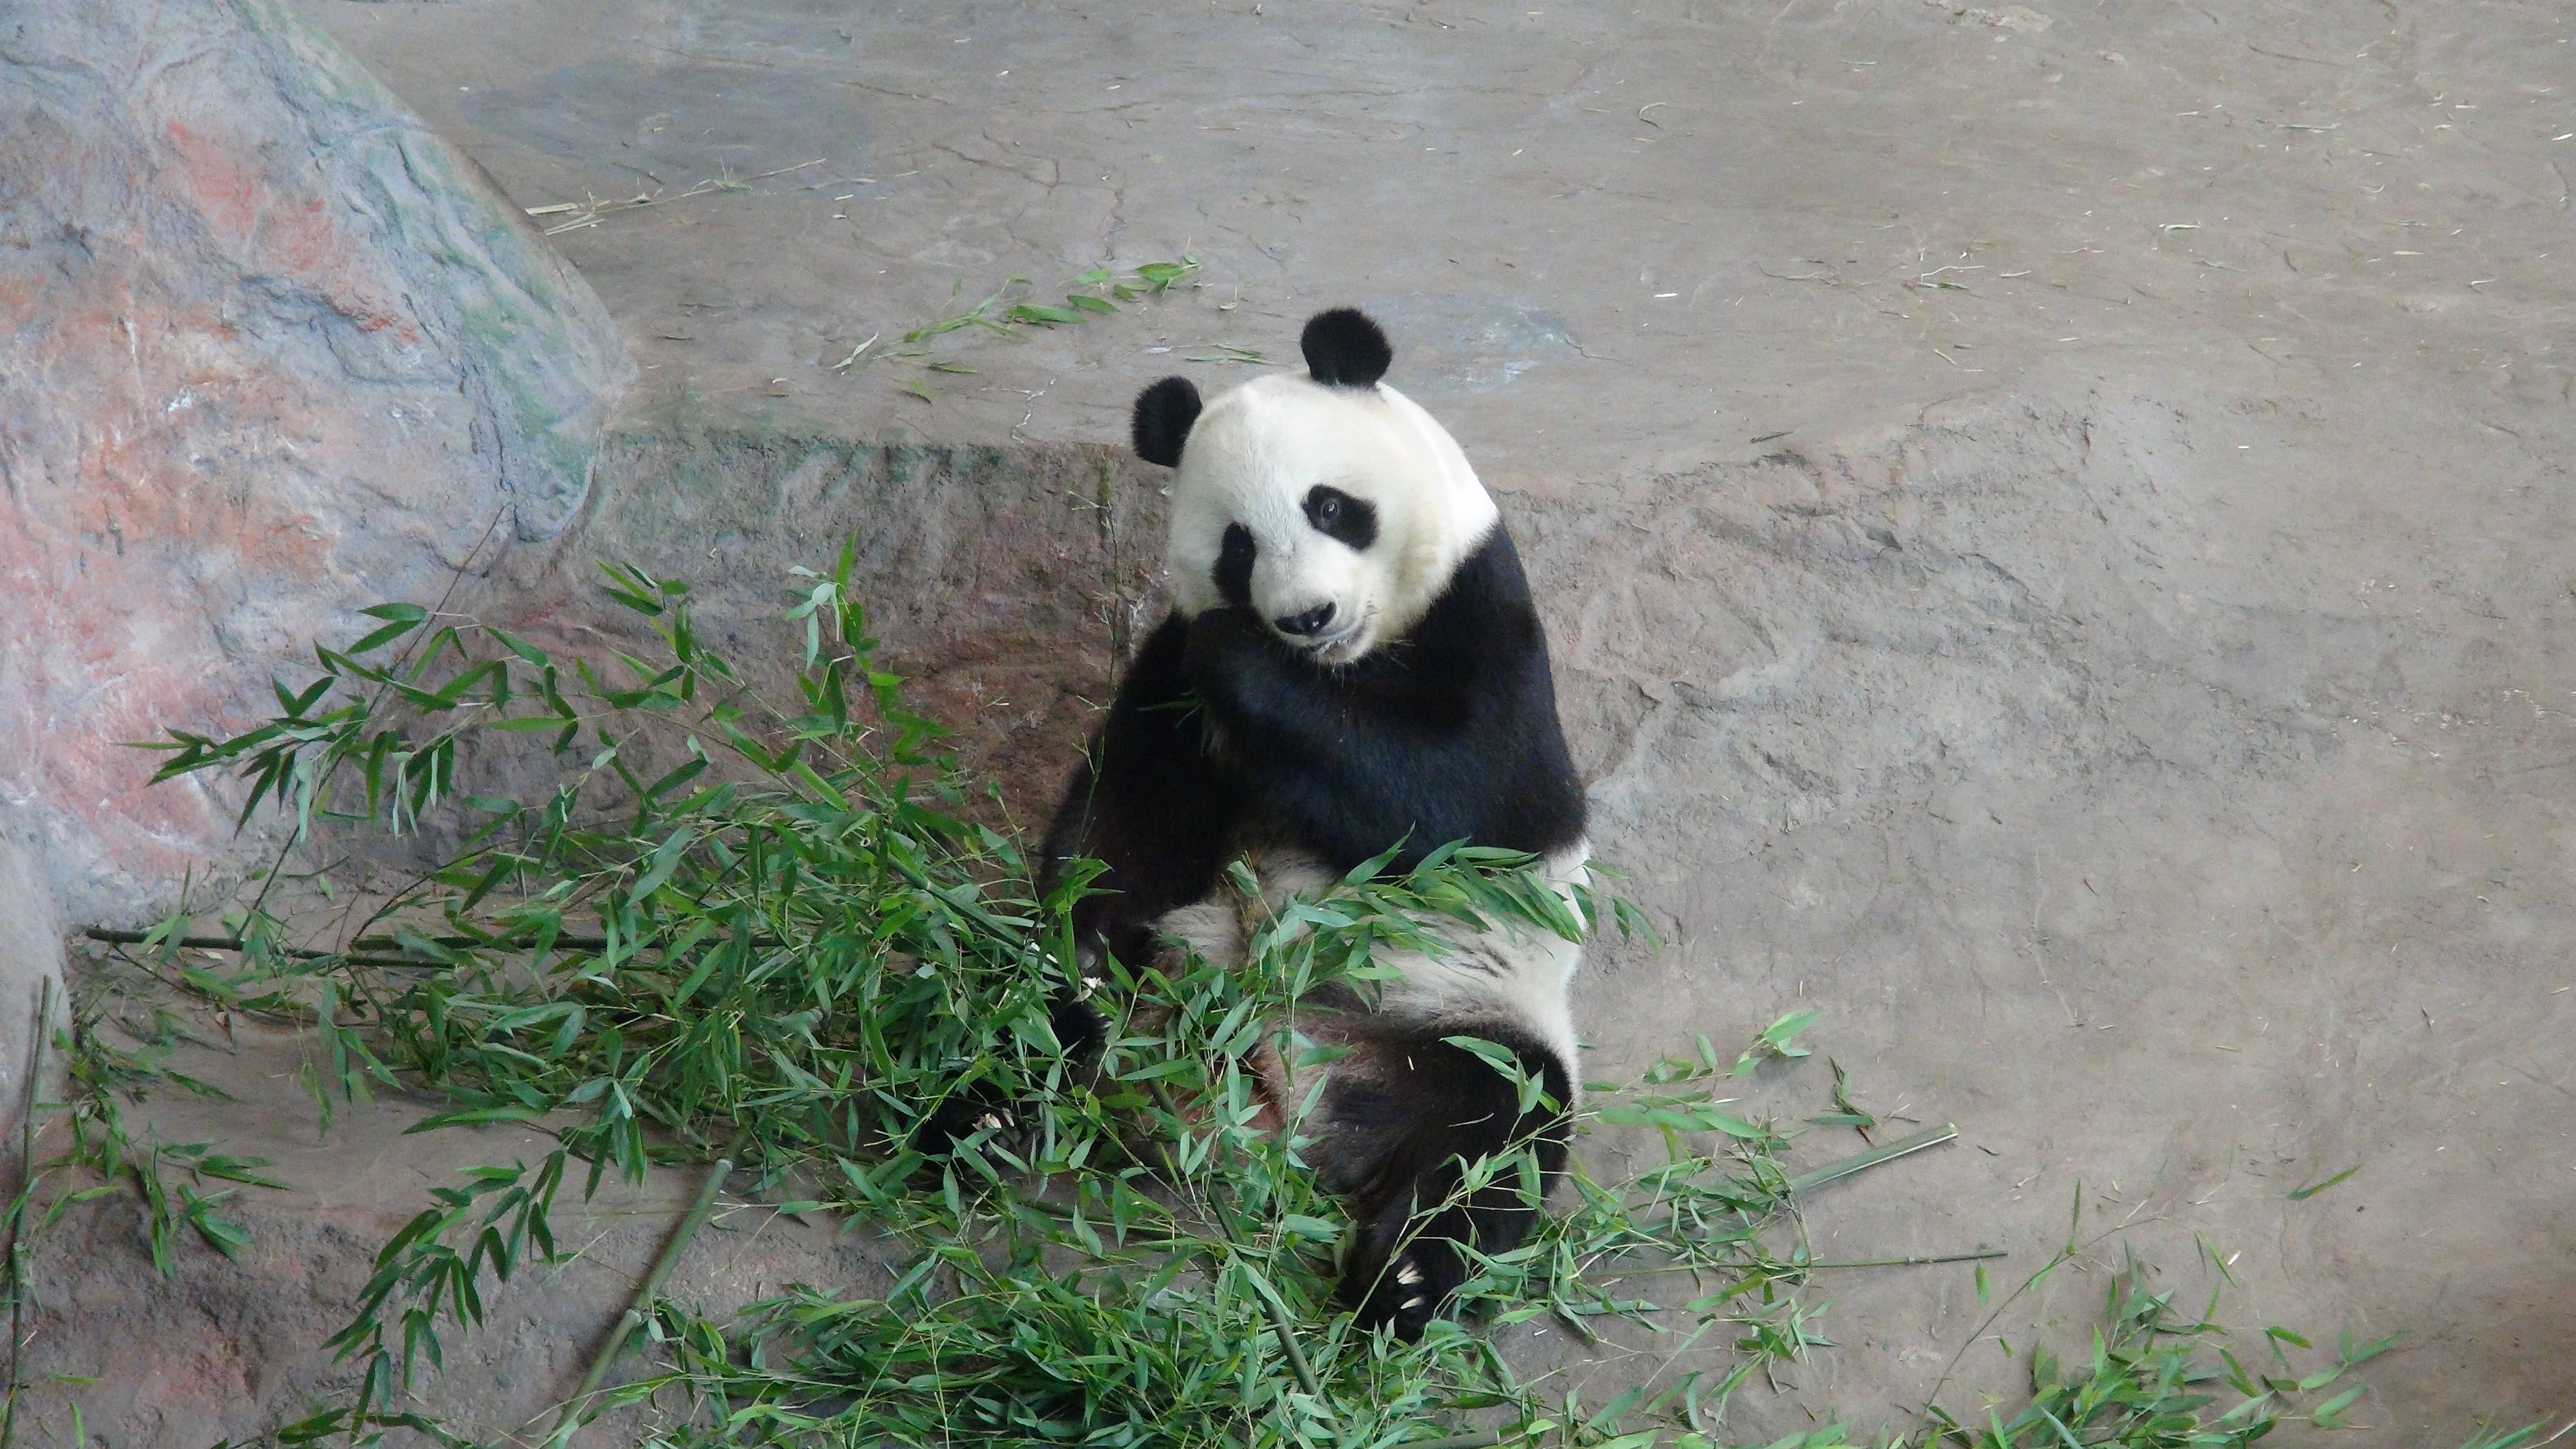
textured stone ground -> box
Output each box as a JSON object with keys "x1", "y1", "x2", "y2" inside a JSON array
[{"x1": 28, "y1": 0, "x2": 2573, "y2": 1442}]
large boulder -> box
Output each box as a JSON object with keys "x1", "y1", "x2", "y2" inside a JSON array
[{"x1": 0, "y1": 0, "x2": 633, "y2": 1113}]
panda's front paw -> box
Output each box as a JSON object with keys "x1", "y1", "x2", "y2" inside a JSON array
[
  {"x1": 1345, "y1": 1232, "x2": 1468, "y2": 1343},
  {"x1": 1050, "y1": 990, "x2": 1108, "y2": 1060},
  {"x1": 913, "y1": 1091, "x2": 1023, "y2": 1160},
  {"x1": 1181, "y1": 605, "x2": 1268, "y2": 684}
]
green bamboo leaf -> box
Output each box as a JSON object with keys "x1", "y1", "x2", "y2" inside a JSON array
[
  {"x1": 627, "y1": 827, "x2": 696, "y2": 902},
  {"x1": 404, "y1": 1107, "x2": 546, "y2": 1134},
  {"x1": 2287, "y1": 1163, "x2": 2361, "y2": 1200},
  {"x1": 347, "y1": 618, "x2": 425, "y2": 655},
  {"x1": 2311, "y1": 1384, "x2": 2365, "y2": 1429}
]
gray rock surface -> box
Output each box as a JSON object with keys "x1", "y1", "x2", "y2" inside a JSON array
[
  {"x1": 491, "y1": 427, "x2": 1171, "y2": 816},
  {"x1": 0, "y1": 0, "x2": 632, "y2": 925},
  {"x1": 0, "y1": 0, "x2": 631, "y2": 1164}
]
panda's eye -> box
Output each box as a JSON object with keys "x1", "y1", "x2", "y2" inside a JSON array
[{"x1": 1303, "y1": 485, "x2": 1377, "y2": 549}]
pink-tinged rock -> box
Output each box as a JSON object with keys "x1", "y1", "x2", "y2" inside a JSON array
[{"x1": 0, "y1": 0, "x2": 631, "y2": 952}]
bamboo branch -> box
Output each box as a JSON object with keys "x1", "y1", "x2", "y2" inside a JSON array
[
  {"x1": 1785, "y1": 1123, "x2": 1958, "y2": 1194},
  {"x1": 2, "y1": 976, "x2": 54, "y2": 1449},
  {"x1": 542, "y1": 1140, "x2": 739, "y2": 1448}
]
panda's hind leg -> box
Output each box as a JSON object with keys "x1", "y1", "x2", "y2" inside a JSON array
[{"x1": 1313, "y1": 1021, "x2": 1575, "y2": 1340}]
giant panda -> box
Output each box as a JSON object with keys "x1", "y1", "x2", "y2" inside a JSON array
[{"x1": 1033, "y1": 308, "x2": 1593, "y2": 1339}]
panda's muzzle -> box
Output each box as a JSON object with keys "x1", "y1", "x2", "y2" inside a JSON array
[{"x1": 1273, "y1": 602, "x2": 1337, "y2": 638}]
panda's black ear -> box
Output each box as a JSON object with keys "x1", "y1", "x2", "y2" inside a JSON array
[
  {"x1": 1131, "y1": 376, "x2": 1202, "y2": 468},
  {"x1": 1301, "y1": 308, "x2": 1392, "y2": 389}
]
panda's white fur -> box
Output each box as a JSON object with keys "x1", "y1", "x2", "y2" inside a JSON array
[
  {"x1": 1155, "y1": 839, "x2": 1592, "y2": 1087},
  {"x1": 1166, "y1": 374, "x2": 1498, "y2": 666}
]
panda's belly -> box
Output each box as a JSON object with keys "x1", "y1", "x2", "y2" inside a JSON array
[{"x1": 1149, "y1": 839, "x2": 1591, "y2": 1076}]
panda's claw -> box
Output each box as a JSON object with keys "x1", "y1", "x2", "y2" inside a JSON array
[{"x1": 1347, "y1": 1239, "x2": 1468, "y2": 1342}]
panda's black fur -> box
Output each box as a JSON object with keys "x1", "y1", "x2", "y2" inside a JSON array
[
  {"x1": 1031, "y1": 308, "x2": 1588, "y2": 1339},
  {"x1": 1040, "y1": 523, "x2": 1584, "y2": 971}
]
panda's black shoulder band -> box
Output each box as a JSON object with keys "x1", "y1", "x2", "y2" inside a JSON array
[
  {"x1": 1131, "y1": 376, "x2": 1202, "y2": 468},
  {"x1": 1301, "y1": 308, "x2": 1393, "y2": 389}
]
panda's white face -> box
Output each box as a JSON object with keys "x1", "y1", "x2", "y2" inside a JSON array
[{"x1": 1166, "y1": 374, "x2": 1499, "y2": 667}]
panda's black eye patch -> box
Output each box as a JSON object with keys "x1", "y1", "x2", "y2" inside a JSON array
[
  {"x1": 1214, "y1": 523, "x2": 1256, "y2": 608},
  {"x1": 1303, "y1": 486, "x2": 1378, "y2": 550}
]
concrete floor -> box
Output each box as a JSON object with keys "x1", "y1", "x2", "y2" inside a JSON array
[{"x1": 182, "y1": 0, "x2": 2576, "y2": 1438}]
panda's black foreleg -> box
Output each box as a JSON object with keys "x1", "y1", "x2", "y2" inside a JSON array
[
  {"x1": 1042, "y1": 611, "x2": 1244, "y2": 960},
  {"x1": 917, "y1": 613, "x2": 1244, "y2": 1164}
]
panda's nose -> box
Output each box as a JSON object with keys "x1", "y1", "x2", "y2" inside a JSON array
[{"x1": 1274, "y1": 602, "x2": 1337, "y2": 637}]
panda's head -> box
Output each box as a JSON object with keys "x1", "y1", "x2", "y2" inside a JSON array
[{"x1": 1132, "y1": 308, "x2": 1501, "y2": 667}]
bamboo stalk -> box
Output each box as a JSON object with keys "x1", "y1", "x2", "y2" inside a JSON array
[
  {"x1": 1784, "y1": 1123, "x2": 1958, "y2": 1194},
  {"x1": 2, "y1": 977, "x2": 55, "y2": 1449},
  {"x1": 83, "y1": 926, "x2": 607, "y2": 960},
  {"x1": 1257, "y1": 1286, "x2": 1324, "y2": 1401},
  {"x1": 1802, "y1": 1248, "x2": 2005, "y2": 1269},
  {"x1": 542, "y1": 1141, "x2": 738, "y2": 1448}
]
